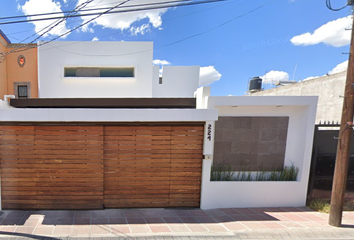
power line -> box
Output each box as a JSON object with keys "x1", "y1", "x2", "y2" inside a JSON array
[
  {"x1": 4, "y1": 0, "x2": 235, "y2": 43},
  {"x1": 0, "y1": 0, "x2": 225, "y2": 26},
  {"x1": 1, "y1": 0, "x2": 230, "y2": 55},
  {"x1": 0, "y1": 0, "x2": 143, "y2": 21},
  {"x1": 27, "y1": 0, "x2": 96, "y2": 44},
  {"x1": 36, "y1": 1, "x2": 270, "y2": 58},
  {"x1": 1, "y1": 0, "x2": 189, "y2": 39},
  {"x1": 0, "y1": 0, "x2": 131, "y2": 61},
  {"x1": 1, "y1": 0, "x2": 96, "y2": 61},
  {"x1": 326, "y1": 0, "x2": 349, "y2": 11},
  {"x1": 1, "y1": 0, "x2": 230, "y2": 59},
  {"x1": 163, "y1": 0, "x2": 236, "y2": 22},
  {"x1": 28, "y1": 0, "x2": 133, "y2": 49},
  {"x1": 1, "y1": 0, "x2": 266, "y2": 60}
]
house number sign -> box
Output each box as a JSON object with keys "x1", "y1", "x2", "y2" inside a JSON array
[{"x1": 207, "y1": 124, "x2": 212, "y2": 141}]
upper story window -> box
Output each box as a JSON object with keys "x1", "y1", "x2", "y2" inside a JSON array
[
  {"x1": 64, "y1": 67, "x2": 134, "y2": 78},
  {"x1": 13, "y1": 82, "x2": 31, "y2": 99},
  {"x1": 18, "y1": 85, "x2": 28, "y2": 98}
]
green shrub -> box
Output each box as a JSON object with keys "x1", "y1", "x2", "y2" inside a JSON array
[
  {"x1": 307, "y1": 198, "x2": 330, "y2": 213},
  {"x1": 210, "y1": 164, "x2": 299, "y2": 181},
  {"x1": 210, "y1": 165, "x2": 234, "y2": 181}
]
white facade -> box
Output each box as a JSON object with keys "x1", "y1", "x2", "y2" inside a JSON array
[
  {"x1": 0, "y1": 91, "x2": 318, "y2": 210},
  {"x1": 195, "y1": 91, "x2": 318, "y2": 209},
  {"x1": 38, "y1": 41, "x2": 199, "y2": 98},
  {"x1": 0, "y1": 40, "x2": 319, "y2": 210},
  {"x1": 152, "y1": 66, "x2": 200, "y2": 97}
]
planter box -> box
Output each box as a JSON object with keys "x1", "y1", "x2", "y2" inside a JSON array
[{"x1": 200, "y1": 160, "x2": 307, "y2": 209}]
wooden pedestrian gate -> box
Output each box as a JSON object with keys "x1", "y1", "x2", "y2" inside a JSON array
[{"x1": 0, "y1": 125, "x2": 203, "y2": 209}]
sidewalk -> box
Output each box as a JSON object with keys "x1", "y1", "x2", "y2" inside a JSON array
[{"x1": 0, "y1": 207, "x2": 353, "y2": 239}]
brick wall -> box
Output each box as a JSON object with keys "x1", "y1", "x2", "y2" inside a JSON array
[{"x1": 213, "y1": 117, "x2": 289, "y2": 171}]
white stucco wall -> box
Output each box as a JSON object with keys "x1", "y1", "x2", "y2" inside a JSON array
[
  {"x1": 152, "y1": 66, "x2": 200, "y2": 97},
  {"x1": 38, "y1": 41, "x2": 154, "y2": 98},
  {"x1": 0, "y1": 107, "x2": 218, "y2": 122},
  {"x1": 200, "y1": 96, "x2": 318, "y2": 209},
  {"x1": 38, "y1": 41, "x2": 201, "y2": 98}
]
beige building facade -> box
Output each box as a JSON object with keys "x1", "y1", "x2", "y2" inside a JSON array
[
  {"x1": 0, "y1": 30, "x2": 38, "y2": 100},
  {"x1": 249, "y1": 71, "x2": 346, "y2": 124}
]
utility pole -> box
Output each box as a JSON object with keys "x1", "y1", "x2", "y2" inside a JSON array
[{"x1": 329, "y1": 13, "x2": 354, "y2": 227}]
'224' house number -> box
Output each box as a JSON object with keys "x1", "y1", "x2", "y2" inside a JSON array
[{"x1": 207, "y1": 124, "x2": 212, "y2": 141}]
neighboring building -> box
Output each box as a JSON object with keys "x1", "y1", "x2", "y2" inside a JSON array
[
  {"x1": 0, "y1": 29, "x2": 38, "y2": 99},
  {"x1": 249, "y1": 71, "x2": 346, "y2": 124},
  {"x1": 0, "y1": 30, "x2": 317, "y2": 210}
]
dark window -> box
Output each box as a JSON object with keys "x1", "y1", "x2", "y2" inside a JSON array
[
  {"x1": 159, "y1": 77, "x2": 163, "y2": 84},
  {"x1": 64, "y1": 68, "x2": 76, "y2": 77},
  {"x1": 77, "y1": 67, "x2": 100, "y2": 77},
  {"x1": 18, "y1": 85, "x2": 28, "y2": 98},
  {"x1": 100, "y1": 68, "x2": 134, "y2": 77},
  {"x1": 64, "y1": 67, "x2": 134, "y2": 77}
]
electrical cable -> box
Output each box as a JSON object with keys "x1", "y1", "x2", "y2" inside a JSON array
[
  {"x1": 0, "y1": 0, "x2": 230, "y2": 56},
  {"x1": 1, "y1": 0, "x2": 96, "y2": 60},
  {"x1": 32, "y1": 0, "x2": 133, "y2": 50},
  {"x1": 0, "y1": 0, "x2": 262, "y2": 60},
  {"x1": 326, "y1": 0, "x2": 348, "y2": 11},
  {"x1": 0, "y1": 0, "x2": 226, "y2": 26},
  {"x1": 35, "y1": 1, "x2": 269, "y2": 58},
  {"x1": 163, "y1": 0, "x2": 236, "y2": 22},
  {"x1": 0, "y1": 0, "x2": 172, "y2": 21}
]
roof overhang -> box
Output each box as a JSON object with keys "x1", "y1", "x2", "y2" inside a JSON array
[{"x1": 10, "y1": 98, "x2": 197, "y2": 109}]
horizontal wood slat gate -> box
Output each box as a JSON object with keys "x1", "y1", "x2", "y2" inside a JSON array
[
  {"x1": 104, "y1": 126, "x2": 203, "y2": 208},
  {"x1": 0, "y1": 126, "x2": 104, "y2": 210},
  {"x1": 0, "y1": 125, "x2": 203, "y2": 209}
]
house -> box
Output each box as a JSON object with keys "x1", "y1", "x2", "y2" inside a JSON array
[
  {"x1": 248, "y1": 72, "x2": 354, "y2": 199},
  {"x1": 0, "y1": 31, "x2": 317, "y2": 210},
  {"x1": 0, "y1": 29, "x2": 38, "y2": 99}
]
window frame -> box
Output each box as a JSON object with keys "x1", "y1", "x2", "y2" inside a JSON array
[
  {"x1": 13, "y1": 82, "x2": 31, "y2": 99},
  {"x1": 64, "y1": 67, "x2": 135, "y2": 78}
]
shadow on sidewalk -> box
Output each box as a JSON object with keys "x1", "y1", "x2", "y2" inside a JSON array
[
  {"x1": 0, "y1": 207, "x2": 321, "y2": 226},
  {"x1": 0, "y1": 231, "x2": 59, "y2": 239}
]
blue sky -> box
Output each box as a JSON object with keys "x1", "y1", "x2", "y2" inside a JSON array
[{"x1": 0, "y1": 0, "x2": 352, "y2": 96}]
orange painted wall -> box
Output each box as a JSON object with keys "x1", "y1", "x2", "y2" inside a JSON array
[
  {"x1": 0, "y1": 36, "x2": 7, "y2": 99},
  {"x1": 6, "y1": 45, "x2": 38, "y2": 98}
]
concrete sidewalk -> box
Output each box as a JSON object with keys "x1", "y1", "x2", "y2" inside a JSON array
[{"x1": 0, "y1": 207, "x2": 353, "y2": 239}]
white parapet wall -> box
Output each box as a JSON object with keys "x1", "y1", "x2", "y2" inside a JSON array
[
  {"x1": 201, "y1": 160, "x2": 308, "y2": 209},
  {"x1": 200, "y1": 96, "x2": 318, "y2": 209}
]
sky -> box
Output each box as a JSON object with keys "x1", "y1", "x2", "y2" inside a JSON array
[{"x1": 0, "y1": 0, "x2": 352, "y2": 96}]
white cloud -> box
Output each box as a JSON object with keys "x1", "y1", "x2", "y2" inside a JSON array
[
  {"x1": 302, "y1": 76, "x2": 319, "y2": 81},
  {"x1": 129, "y1": 23, "x2": 151, "y2": 36},
  {"x1": 300, "y1": 60, "x2": 348, "y2": 81},
  {"x1": 261, "y1": 71, "x2": 289, "y2": 84},
  {"x1": 329, "y1": 60, "x2": 348, "y2": 74},
  {"x1": 92, "y1": 37, "x2": 99, "y2": 41},
  {"x1": 153, "y1": 59, "x2": 171, "y2": 65},
  {"x1": 85, "y1": 27, "x2": 94, "y2": 33},
  {"x1": 199, "y1": 66, "x2": 222, "y2": 86},
  {"x1": 76, "y1": 0, "x2": 168, "y2": 34},
  {"x1": 20, "y1": 0, "x2": 69, "y2": 38},
  {"x1": 291, "y1": 15, "x2": 351, "y2": 47}
]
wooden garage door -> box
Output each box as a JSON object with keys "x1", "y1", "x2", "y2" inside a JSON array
[
  {"x1": 0, "y1": 124, "x2": 203, "y2": 209},
  {"x1": 0, "y1": 126, "x2": 104, "y2": 210},
  {"x1": 104, "y1": 125, "x2": 203, "y2": 208}
]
